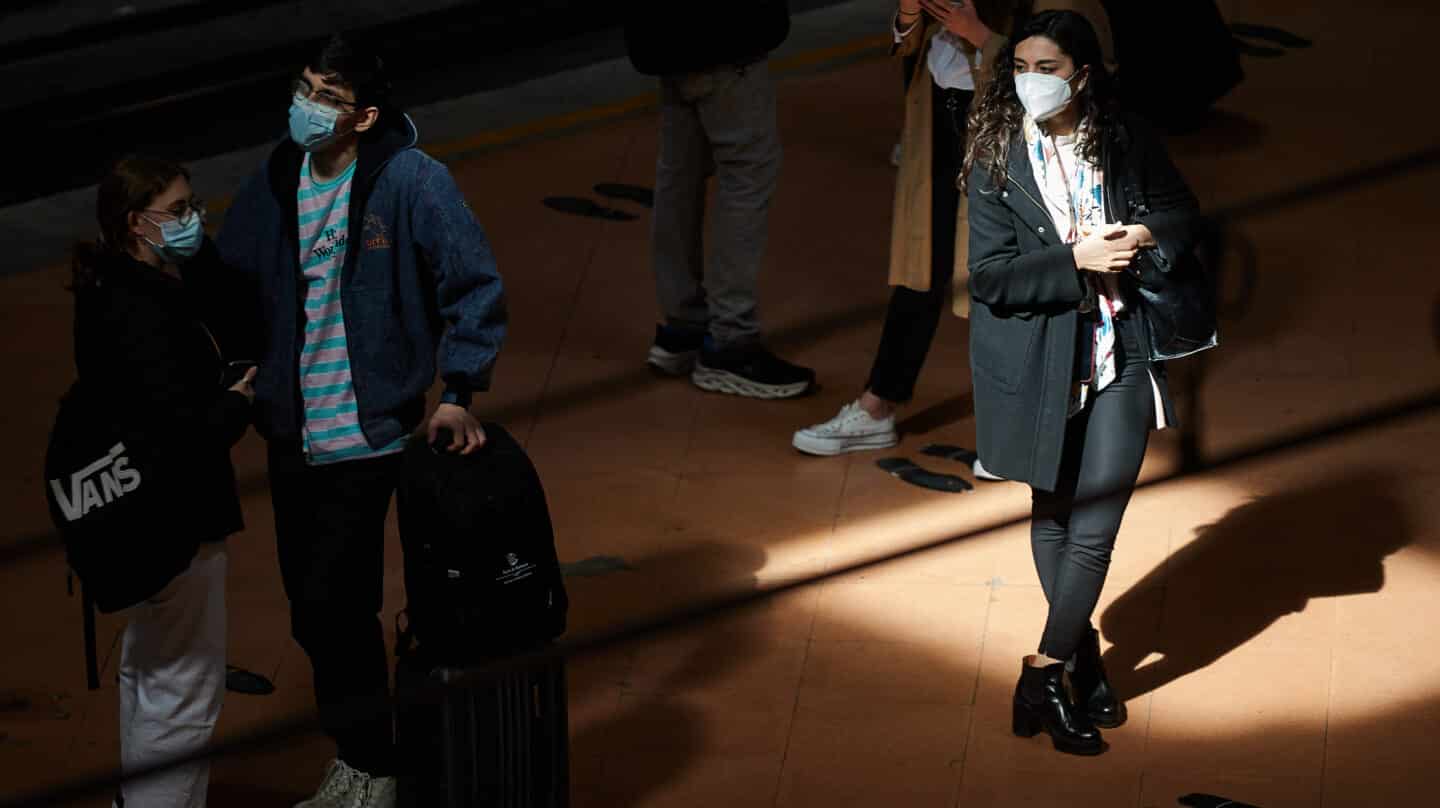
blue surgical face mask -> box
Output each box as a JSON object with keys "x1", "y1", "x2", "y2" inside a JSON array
[
  {"x1": 142, "y1": 210, "x2": 204, "y2": 263},
  {"x1": 288, "y1": 94, "x2": 348, "y2": 152}
]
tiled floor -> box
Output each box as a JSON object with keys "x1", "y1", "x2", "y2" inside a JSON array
[{"x1": 4, "y1": 1, "x2": 1440, "y2": 806}]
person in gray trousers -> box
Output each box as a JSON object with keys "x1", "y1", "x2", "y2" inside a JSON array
[{"x1": 624, "y1": 1, "x2": 815, "y2": 400}]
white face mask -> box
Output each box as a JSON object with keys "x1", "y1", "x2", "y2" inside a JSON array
[{"x1": 1014, "y1": 70, "x2": 1083, "y2": 122}]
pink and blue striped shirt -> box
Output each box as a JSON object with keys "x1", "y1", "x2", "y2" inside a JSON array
[{"x1": 297, "y1": 155, "x2": 407, "y2": 465}]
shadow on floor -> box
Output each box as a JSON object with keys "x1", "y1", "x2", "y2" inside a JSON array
[
  {"x1": 567, "y1": 539, "x2": 769, "y2": 807},
  {"x1": 1100, "y1": 471, "x2": 1414, "y2": 700},
  {"x1": 896, "y1": 392, "x2": 974, "y2": 437}
]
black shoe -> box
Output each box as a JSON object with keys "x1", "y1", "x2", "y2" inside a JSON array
[
  {"x1": 646, "y1": 324, "x2": 705, "y2": 377},
  {"x1": 1012, "y1": 657, "x2": 1105, "y2": 756},
  {"x1": 692, "y1": 345, "x2": 815, "y2": 399},
  {"x1": 1071, "y1": 628, "x2": 1127, "y2": 729}
]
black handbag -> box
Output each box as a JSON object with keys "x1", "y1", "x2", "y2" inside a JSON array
[
  {"x1": 1127, "y1": 208, "x2": 1221, "y2": 362},
  {"x1": 44, "y1": 382, "x2": 196, "y2": 614}
]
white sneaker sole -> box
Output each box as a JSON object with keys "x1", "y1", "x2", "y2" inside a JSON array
[
  {"x1": 691, "y1": 365, "x2": 810, "y2": 400},
  {"x1": 792, "y1": 429, "x2": 899, "y2": 457},
  {"x1": 647, "y1": 345, "x2": 697, "y2": 376},
  {"x1": 972, "y1": 458, "x2": 1006, "y2": 482}
]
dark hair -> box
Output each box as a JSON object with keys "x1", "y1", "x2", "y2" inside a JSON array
[
  {"x1": 307, "y1": 32, "x2": 393, "y2": 112},
  {"x1": 960, "y1": 10, "x2": 1118, "y2": 193},
  {"x1": 70, "y1": 155, "x2": 189, "y2": 291}
]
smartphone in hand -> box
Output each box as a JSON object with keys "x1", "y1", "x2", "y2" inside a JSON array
[{"x1": 220, "y1": 360, "x2": 258, "y2": 388}]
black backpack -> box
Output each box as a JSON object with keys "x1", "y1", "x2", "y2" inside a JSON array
[
  {"x1": 43, "y1": 381, "x2": 196, "y2": 615},
  {"x1": 395, "y1": 422, "x2": 568, "y2": 664}
]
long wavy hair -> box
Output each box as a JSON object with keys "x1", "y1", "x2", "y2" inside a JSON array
[
  {"x1": 960, "y1": 10, "x2": 1118, "y2": 193},
  {"x1": 70, "y1": 155, "x2": 189, "y2": 291}
]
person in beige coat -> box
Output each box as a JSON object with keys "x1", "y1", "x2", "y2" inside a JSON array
[{"x1": 792, "y1": 0, "x2": 1113, "y2": 464}]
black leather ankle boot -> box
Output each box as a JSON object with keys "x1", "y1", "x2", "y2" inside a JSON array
[
  {"x1": 1012, "y1": 657, "x2": 1105, "y2": 755},
  {"x1": 1071, "y1": 628, "x2": 1127, "y2": 729}
]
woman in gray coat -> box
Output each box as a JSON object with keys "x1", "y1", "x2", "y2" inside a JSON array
[{"x1": 960, "y1": 10, "x2": 1202, "y2": 755}]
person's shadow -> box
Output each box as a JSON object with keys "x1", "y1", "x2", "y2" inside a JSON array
[
  {"x1": 567, "y1": 539, "x2": 770, "y2": 808},
  {"x1": 1100, "y1": 473, "x2": 1413, "y2": 699}
]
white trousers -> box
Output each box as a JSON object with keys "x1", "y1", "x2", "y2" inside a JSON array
[{"x1": 117, "y1": 545, "x2": 227, "y2": 808}]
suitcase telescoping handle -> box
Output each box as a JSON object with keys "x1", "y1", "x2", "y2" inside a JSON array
[{"x1": 431, "y1": 427, "x2": 455, "y2": 454}]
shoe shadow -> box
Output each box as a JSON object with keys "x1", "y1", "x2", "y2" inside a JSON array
[{"x1": 1099, "y1": 473, "x2": 1414, "y2": 700}]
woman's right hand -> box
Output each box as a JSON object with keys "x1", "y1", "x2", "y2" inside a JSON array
[
  {"x1": 1072, "y1": 224, "x2": 1139, "y2": 274},
  {"x1": 229, "y1": 367, "x2": 258, "y2": 403}
]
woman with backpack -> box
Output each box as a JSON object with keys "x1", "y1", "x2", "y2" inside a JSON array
[
  {"x1": 961, "y1": 10, "x2": 1205, "y2": 754},
  {"x1": 65, "y1": 155, "x2": 256, "y2": 806}
]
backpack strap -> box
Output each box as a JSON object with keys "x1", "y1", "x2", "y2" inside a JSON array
[{"x1": 79, "y1": 577, "x2": 100, "y2": 691}]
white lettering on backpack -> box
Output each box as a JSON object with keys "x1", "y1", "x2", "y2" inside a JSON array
[{"x1": 49, "y1": 443, "x2": 142, "y2": 522}]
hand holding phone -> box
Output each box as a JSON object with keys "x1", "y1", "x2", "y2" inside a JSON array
[{"x1": 222, "y1": 361, "x2": 259, "y2": 400}]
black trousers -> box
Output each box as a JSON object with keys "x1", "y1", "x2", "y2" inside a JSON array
[
  {"x1": 1031, "y1": 317, "x2": 1154, "y2": 662},
  {"x1": 867, "y1": 81, "x2": 971, "y2": 404},
  {"x1": 268, "y1": 445, "x2": 405, "y2": 776}
]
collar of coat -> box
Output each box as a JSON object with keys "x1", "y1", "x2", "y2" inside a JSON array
[{"x1": 998, "y1": 114, "x2": 1139, "y2": 245}]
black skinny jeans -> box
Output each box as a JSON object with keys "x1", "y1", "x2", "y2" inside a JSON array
[
  {"x1": 268, "y1": 446, "x2": 405, "y2": 776},
  {"x1": 866, "y1": 79, "x2": 971, "y2": 404},
  {"x1": 1031, "y1": 316, "x2": 1154, "y2": 663}
]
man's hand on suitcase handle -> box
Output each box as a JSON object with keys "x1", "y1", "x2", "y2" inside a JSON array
[{"x1": 427, "y1": 403, "x2": 486, "y2": 455}]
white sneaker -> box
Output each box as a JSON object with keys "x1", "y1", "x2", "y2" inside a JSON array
[
  {"x1": 295, "y1": 759, "x2": 367, "y2": 808},
  {"x1": 354, "y1": 774, "x2": 397, "y2": 808},
  {"x1": 792, "y1": 401, "x2": 899, "y2": 456},
  {"x1": 972, "y1": 457, "x2": 1006, "y2": 482}
]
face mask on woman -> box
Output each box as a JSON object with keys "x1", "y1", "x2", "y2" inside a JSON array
[
  {"x1": 289, "y1": 95, "x2": 348, "y2": 152},
  {"x1": 142, "y1": 210, "x2": 204, "y2": 263},
  {"x1": 1014, "y1": 70, "x2": 1084, "y2": 123}
]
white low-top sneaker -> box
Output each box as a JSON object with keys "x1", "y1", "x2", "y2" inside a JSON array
[{"x1": 792, "y1": 401, "x2": 899, "y2": 456}]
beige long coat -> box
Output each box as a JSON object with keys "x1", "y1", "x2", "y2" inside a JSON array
[{"x1": 886, "y1": 0, "x2": 1115, "y2": 318}]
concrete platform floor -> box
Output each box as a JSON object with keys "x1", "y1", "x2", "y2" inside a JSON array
[{"x1": 3, "y1": 0, "x2": 1440, "y2": 806}]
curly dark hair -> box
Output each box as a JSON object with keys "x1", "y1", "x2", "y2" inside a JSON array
[{"x1": 960, "y1": 9, "x2": 1119, "y2": 193}]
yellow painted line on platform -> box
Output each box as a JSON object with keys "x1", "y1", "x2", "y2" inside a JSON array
[
  {"x1": 209, "y1": 33, "x2": 890, "y2": 220},
  {"x1": 425, "y1": 92, "x2": 660, "y2": 161}
]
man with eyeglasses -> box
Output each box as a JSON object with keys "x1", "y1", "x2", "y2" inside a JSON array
[{"x1": 216, "y1": 32, "x2": 505, "y2": 808}]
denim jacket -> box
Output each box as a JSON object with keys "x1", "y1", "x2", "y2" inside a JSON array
[{"x1": 217, "y1": 112, "x2": 506, "y2": 449}]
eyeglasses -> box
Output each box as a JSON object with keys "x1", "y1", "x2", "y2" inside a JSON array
[
  {"x1": 142, "y1": 197, "x2": 208, "y2": 223},
  {"x1": 291, "y1": 77, "x2": 357, "y2": 111}
]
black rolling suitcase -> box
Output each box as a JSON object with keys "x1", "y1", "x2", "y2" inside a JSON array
[
  {"x1": 395, "y1": 422, "x2": 570, "y2": 808},
  {"x1": 396, "y1": 648, "x2": 569, "y2": 808}
]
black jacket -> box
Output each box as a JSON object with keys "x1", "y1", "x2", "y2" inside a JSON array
[
  {"x1": 966, "y1": 113, "x2": 1201, "y2": 491},
  {"x1": 624, "y1": 1, "x2": 790, "y2": 76},
  {"x1": 73, "y1": 243, "x2": 252, "y2": 546}
]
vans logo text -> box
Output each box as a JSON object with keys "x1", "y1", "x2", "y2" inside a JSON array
[{"x1": 49, "y1": 443, "x2": 142, "y2": 521}]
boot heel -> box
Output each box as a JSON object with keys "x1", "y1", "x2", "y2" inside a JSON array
[{"x1": 1012, "y1": 701, "x2": 1042, "y2": 738}]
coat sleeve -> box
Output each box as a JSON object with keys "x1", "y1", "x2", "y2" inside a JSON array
[
  {"x1": 966, "y1": 163, "x2": 1088, "y2": 310},
  {"x1": 183, "y1": 237, "x2": 263, "y2": 361},
  {"x1": 892, "y1": 12, "x2": 928, "y2": 57},
  {"x1": 213, "y1": 173, "x2": 270, "y2": 359},
  {"x1": 1130, "y1": 118, "x2": 1203, "y2": 268},
  {"x1": 411, "y1": 158, "x2": 507, "y2": 408},
  {"x1": 80, "y1": 290, "x2": 252, "y2": 452}
]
